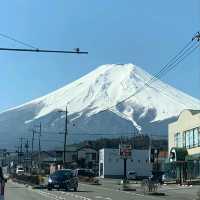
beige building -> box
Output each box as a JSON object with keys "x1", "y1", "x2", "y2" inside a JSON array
[{"x1": 168, "y1": 109, "x2": 200, "y2": 157}]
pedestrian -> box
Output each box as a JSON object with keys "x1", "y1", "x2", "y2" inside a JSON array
[{"x1": 0, "y1": 167, "x2": 5, "y2": 200}]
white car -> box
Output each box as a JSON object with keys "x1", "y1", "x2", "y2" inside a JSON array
[
  {"x1": 16, "y1": 167, "x2": 25, "y2": 175},
  {"x1": 127, "y1": 171, "x2": 136, "y2": 180}
]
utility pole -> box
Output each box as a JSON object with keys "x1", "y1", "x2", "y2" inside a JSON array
[
  {"x1": 32, "y1": 122, "x2": 42, "y2": 174},
  {"x1": 19, "y1": 137, "x2": 24, "y2": 165},
  {"x1": 31, "y1": 129, "x2": 35, "y2": 169},
  {"x1": 24, "y1": 139, "x2": 29, "y2": 173},
  {"x1": 16, "y1": 146, "x2": 20, "y2": 165},
  {"x1": 58, "y1": 105, "x2": 68, "y2": 165},
  {"x1": 64, "y1": 106, "x2": 68, "y2": 165},
  {"x1": 38, "y1": 122, "x2": 42, "y2": 173}
]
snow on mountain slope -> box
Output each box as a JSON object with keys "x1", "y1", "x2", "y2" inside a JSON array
[{"x1": 0, "y1": 63, "x2": 200, "y2": 148}]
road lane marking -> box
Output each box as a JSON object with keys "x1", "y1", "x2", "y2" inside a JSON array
[
  {"x1": 80, "y1": 183, "x2": 145, "y2": 197},
  {"x1": 10, "y1": 180, "x2": 93, "y2": 200}
]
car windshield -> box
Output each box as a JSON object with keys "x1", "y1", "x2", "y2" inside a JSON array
[{"x1": 52, "y1": 170, "x2": 72, "y2": 178}]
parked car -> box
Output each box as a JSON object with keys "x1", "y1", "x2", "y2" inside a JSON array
[
  {"x1": 127, "y1": 171, "x2": 137, "y2": 180},
  {"x1": 74, "y1": 168, "x2": 95, "y2": 178},
  {"x1": 16, "y1": 166, "x2": 25, "y2": 175},
  {"x1": 48, "y1": 169, "x2": 78, "y2": 191}
]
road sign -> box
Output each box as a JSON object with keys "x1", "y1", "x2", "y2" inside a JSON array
[{"x1": 119, "y1": 144, "x2": 132, "y2": 159}]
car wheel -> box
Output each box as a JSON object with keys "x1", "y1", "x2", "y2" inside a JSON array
[
  {"x1": 48, "y1": 187, "x2": 52, "y2": 191},
  {"x1": 74, "y1": 187, "x2": 78, "y2": 192}
]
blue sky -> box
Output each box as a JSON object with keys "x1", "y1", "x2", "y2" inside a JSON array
[{"x1": 0, "y1": 0, "x2": 200, "y2": 112}]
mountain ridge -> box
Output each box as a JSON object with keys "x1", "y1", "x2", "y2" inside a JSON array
[{"x1": 0, "y1": 63, "x2": 199, "y2": 148}]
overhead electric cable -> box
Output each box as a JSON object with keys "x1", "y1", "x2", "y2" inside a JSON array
[
  {"x1": 97, "y1": 36, "x2": 200, "y2": 114},
  {"x1": 0, "y1": 32, "x2": 37, "y2": 49}
]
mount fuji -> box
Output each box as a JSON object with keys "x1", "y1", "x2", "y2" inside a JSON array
[{"x1": 1, "y1": 63, "x2": 200, "y2": 149}]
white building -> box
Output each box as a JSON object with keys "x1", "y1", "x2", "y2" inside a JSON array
[{"x1": 99, "y1": 148, "x2": 152, "y2": 178}]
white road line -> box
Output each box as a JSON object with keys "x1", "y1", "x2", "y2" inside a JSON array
[
  {"x1": 80, "y1": 183, "x2": 145, "y2": 197},
  {"x1": 11, "y1": 181, "x2": 91, "y2": 200},
  {"x1": 104, "y1": 197, "x2": 112, "y2": 200}
]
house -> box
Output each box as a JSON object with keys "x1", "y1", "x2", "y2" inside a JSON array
[
  {"x1": 99, "y1": 148, "x2": 152, "y2": 178},
  {"x1": 54, "y1": 144, "x2": 98, "y2": 169},
  {"x1": 168, "y1": 109, "x2": 200, "y2": 157},
  {"x1": 168, "y1": 109, "x2": 200, "y2": 180}
]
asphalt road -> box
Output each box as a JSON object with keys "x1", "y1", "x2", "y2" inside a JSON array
[{"x1": 5, "y1": 180, "x2": 199, "y2": 200}]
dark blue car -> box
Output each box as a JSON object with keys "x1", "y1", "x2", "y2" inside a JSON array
[{"x1": 48, "y1": 169, "x2": 78, "y2": 191}]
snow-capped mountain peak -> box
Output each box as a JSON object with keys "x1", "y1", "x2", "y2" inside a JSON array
[{"x1": 0, "y1": 63, "x2": 199, "y2": 148}]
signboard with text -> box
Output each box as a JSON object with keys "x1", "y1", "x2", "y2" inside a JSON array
[{"x1": 119, "y1": 144, "x2": 132, "y2": 159}]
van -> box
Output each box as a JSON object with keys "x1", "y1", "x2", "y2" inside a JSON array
[{"x1": 16, "y1": 166, "x2": 25, "y2": 175}]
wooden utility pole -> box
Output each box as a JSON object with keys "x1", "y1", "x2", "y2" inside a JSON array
[
  {"x1": 19, "y1": 137, "x2": 24, "y2": 165},
  {"x1": 64, "y1": 106, "x2": 68, "y2": 164},
  {"x1": 24, "y1": 139, "x2": 29, "y2": 172},
  {"x1": 58, "y1": 105, "x2": 69, "y2": 165},
  {"x1": 31, "y1": 129, "x2": 35, "y2": 168},
  {"x1": 38, "y1": 122, "x2": 42, "y2": 172}
]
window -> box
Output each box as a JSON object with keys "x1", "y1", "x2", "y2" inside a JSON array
[
  {"x1": 174, "y1": 133, "x2": 178, "y2": 147},
  {"x1": 182, "y1": 132, "x2": 186, "y2": 147},
  {"x1": 174, "y1": 132, "x2": 182, "y2": 147},
  {"x1": 183, "y1": 128, "x2": 200, "y2": 149},
  {"x1": 194, "y1": 128, "x2": 198, "y2": 147},
  {"x1": 100, "y1": 163, "x2": 103, "y2": 176},
  {"x1": 189, "y1": 129, "x2": 193, "y2": 148},
  {"x1": 186, "y1": 130, "x2": 190, "y2": 148}
]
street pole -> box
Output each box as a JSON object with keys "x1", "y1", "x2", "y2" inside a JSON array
[
  {"x1": 124, "y1": 158, "x2": 127, "y2": 180},
  {"x1": 63, "y1": 106, "x2": 68, "y2": 165},
  {"x1": 31, "y1": 130, "x2": 35, "y2": 169},
  {"x1": 17, "y1": 146, "x2": 20, "y2": 165},
  {"x1": 19, "y1": 137, "x2": 24, "y2": 165},
  {"x1": 25, "y1": 139, "x2": 29, "y2": 173},
  {"x1": 38, "y1": 122, "x2": 42, "y2": 173}
]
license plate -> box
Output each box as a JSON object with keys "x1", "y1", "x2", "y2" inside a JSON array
[{"x1": 54, "y1": 185, "x2": 59, "y2": 188}]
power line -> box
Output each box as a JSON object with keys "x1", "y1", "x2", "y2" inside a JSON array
[
  {"x1": 97, "y1": 35, "x2": 200, "y2": 115},
  {"x1": 0, "y1": 32, "x2": 37, "y2": 49}
]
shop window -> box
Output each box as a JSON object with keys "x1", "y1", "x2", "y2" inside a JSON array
[
  {"x1": 183, "y1": 132, "x2": 186, "y2": 148},
  {"x1": 186, "y1": 130, "x2": 190, "y2": 148},
  {"x1": 174, "y1": 132, "x2": 182, "y2": 147},
  {"x1": 194, "y1": 128, "x2": 198, "y2": 147},
  {"x1": 189, "y1": 129, "x2": 193, "y2": 148}
]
